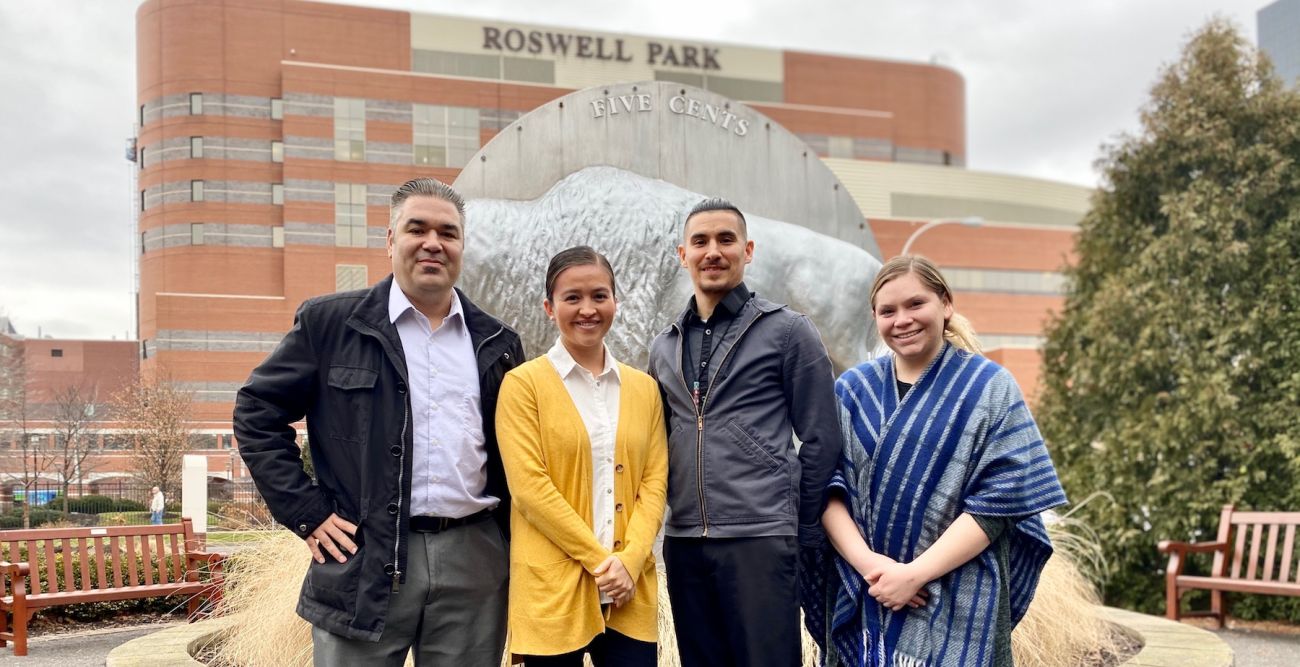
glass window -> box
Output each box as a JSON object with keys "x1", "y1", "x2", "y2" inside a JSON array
[
  {"x1": 412, "y1": 49, "x2": 501, "y2": 79},
  {"x1": 334, "y1": 183, "x2": 368, "y2": 248},
  {"x1": 140, "y1": 231, "x2": 147, "y2": 254},
  {"x1": 272, "y1": 183, "x2": 284, "y2": 205},
  {"x1": 703, "y1": 75, "x2": 783, "y2": 103},
  {"x1": 828, "y1": 136, "x2": 854, "y2": 159},
  {"x1": 190, "y1": 92, "x2": 203, "y2": 115},
  {"x1": 414, "y1": 104, "x2": 481, "y2": 168},
  {"x1": 139, "y1": 146, "x2": 145, "y2": 170},
  {"x1": 51, "y1": 349, "x2": 63, "y2": 358},
  {"x1": 139, "y1": 104, "x2": 146, "y2": 126},
  {"x1": 270, "y1": 98, "x2": 284, "y2": 120},
  {"x1": 191, "y1": 180, "x2": 204, "y2": 202},
  {"x1": 271, "y1": 140, "x2": 284, "y2": 163},
  {"x1": 272, "y1": 226, "x2": 285, "y2": 248},
  {"x1": 334, "y1": 97, "x2": 366, "y2": 161},
  {"x1": 140, "y1": 190, "x2": 147, "y2": 211},
  {"x1": 191, "y1": 222, "x2": 204, "y2": 245},
  {"x1": 191, "y1": 136, "x2": 203, "y2": 159},
  {"x1": 502, "y1": 57, "x2": 555, "y2": 84},
  {"x1": 335, "y1": 264, "x2": 367, "y2": 292}
]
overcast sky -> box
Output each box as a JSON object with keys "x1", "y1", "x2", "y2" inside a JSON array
[{"x1": 0, "y1": 0, "x2": 1271, "y2": 340}]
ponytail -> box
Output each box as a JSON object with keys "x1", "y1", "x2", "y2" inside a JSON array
[{"x1": 944, "y1": 312, "x2": 982, "y2": 355}]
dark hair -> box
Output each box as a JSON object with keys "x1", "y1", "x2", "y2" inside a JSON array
[
  {"x1": 389, "y1": 177, "x2": 466, "y2": 228},
  {"x1": 683, "y1": 197, "x2": 747, "y2": 237},
  {"x1": 544, "y1": 246, "x2": 618, "y2": 302}
]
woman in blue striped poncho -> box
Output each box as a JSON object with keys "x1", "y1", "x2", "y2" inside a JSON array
[{"x1": 802, "y1": 256, "x2": 1067, "y2": 667}]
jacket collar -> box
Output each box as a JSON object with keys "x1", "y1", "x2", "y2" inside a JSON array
[
  {"x1": 672, "y1": 282, "x2": 782, "y2": 330},
  {"x1": 348, "y1": 275, "x2": 512, "y2": 356}
]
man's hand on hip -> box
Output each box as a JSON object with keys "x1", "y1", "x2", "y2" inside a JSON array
[{"x1": 306, "y1": 513, "x2": 358, "y2": 564}]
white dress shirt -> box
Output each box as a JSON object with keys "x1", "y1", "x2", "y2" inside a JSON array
[
  {"x1": 389, "y1": 284, "x2": 497, "y2": 518},
  {"x1": 546, "y1": 338, "x2": 620, "y2": 602}
]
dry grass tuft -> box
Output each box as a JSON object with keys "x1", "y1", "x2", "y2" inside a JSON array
[
  {"x1": 208, "y1": 530, "x2": 313, "y2": 667},
  {"x1": 1011, "y1": 494, "x2": 1122, "y2": 667},
  {"x1": 209, "y1": 500, "x2": 1116, "y2": 667}
]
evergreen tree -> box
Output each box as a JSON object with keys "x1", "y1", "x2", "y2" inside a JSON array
[{"x1": 1038, "y1": 19, "x2": 1300, "y2": 618}]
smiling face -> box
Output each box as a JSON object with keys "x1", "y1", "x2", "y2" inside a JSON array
[
  {"x1": 386, "y1": 195, "x2": 464, "y2": 311},
  {"x1": 873, "y1": 270, "x2": 953, "y2": 372},
  {"x1": 544, "y1": 262, "x2": 617, "y2": 362},
  {"x1": 678, "y1": 209, "x2": 754, "y2": 297}
]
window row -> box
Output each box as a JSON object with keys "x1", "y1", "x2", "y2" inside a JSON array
[{"x1": 334, "y1": 99, "x2": 481, "y2": 167}]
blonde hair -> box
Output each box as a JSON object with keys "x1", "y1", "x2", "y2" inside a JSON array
[{"x1": 869, "y1": 255, "x2": 982, "y2": 354}]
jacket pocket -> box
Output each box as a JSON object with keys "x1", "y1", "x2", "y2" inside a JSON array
[
  {"x1": 725, "y1": 419, "x2": 782, "y2": 473},
  {"x1": 303, "y1": 531, "x2": 364, "y2": 612},
  {"x1": 327, "y1": 365, "x2": 378, "y2": 391}
]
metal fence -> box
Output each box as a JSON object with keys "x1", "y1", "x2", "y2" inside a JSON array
[{"x1": 0, "y1": 478, "x2": 272, "y2": 530}]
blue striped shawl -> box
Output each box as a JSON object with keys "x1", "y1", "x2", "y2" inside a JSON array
[{"x1": 800, "y1": 344, "x2": 1067, "y2": 667}]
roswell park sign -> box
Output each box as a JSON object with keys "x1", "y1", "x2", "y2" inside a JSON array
[{"x1": 482, "y1": 26, "x2": 722, "y2": 70}]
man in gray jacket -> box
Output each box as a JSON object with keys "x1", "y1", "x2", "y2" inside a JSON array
[{"x1": 648, "y1": 198, "x2": 840, "y2": 667}]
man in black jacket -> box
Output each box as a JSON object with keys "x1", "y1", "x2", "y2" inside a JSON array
[
  {"x1": 648, "y1": 198, "x2": 840, "y2": 667},
  {"x1": 234, "y1": 178, "x2": 523, "y2": 666}
]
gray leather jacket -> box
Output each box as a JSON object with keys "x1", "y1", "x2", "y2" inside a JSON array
[{"x1": 648, "y1": 293, "x2": 840, "y2": 547}]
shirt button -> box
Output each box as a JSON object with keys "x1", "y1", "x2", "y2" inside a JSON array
[
  {"x1": 606, "y1": 488, "x2": 613, "y2": 494},
  {"x1": 700, "y1": 362, "x2": 707, "y2": 368}
]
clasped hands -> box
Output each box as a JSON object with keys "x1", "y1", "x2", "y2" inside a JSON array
[
  {"x1": 593, "y1": 554, "x2": 635, "y2": 607},
  {"x1": 858, "y1": 555, "x2": 930, "y2": 612}
]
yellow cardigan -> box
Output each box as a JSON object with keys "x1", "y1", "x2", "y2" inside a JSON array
[{"x1": 496, "y1": 355, "x2": 668, "y2": 657}]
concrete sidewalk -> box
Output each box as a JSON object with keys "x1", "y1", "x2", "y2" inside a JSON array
[
  {"x1": 2, "y1": 618, "x2": 1298, "y2": 665},
  {"x1": 2, "y1": 622, "x2": 180, "y2": 666}
]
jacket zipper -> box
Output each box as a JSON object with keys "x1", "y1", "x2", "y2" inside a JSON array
[
  {"x1": 678, "y1": 310, "x2": 766, "y2": 538},
  {"x1": 392, "y1": 392, "x2": 409, "y2": 592}
]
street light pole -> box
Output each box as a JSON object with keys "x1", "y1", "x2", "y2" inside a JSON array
[{"x1": 900, "y1": 216, "x2": 984, "y2": 257}]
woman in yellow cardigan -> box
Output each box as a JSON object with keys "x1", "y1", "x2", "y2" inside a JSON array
[{"x1": 496, "y1": 246, "x2": 668, "y2": 666}]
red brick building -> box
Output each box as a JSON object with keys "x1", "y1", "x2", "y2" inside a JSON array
[{"x1": 126, "y1": 0, "x2": 1084, "y2": 467}]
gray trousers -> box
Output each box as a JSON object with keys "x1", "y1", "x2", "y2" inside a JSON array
[{"x1": 313, "y1": 520, "x2": 508, "y2": 667}]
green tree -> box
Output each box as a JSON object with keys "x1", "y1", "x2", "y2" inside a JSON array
[{"x1": 1038, "y1": 19, "x2": 1300, "y2": 618}]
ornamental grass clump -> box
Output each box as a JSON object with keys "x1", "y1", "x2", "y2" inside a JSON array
[{"x1": 210, "y1": 508, "x2": 1118, "y2": 667}]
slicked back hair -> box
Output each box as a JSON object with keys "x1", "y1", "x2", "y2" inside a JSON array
[
  {"x1": 389, "y1": 177, "x2": 466, "y2": 229},
  {"x1": 544, "y1": 245, "x2": 618, "y2": 302},
  {"x1": 683, "y1": 197, "x2": 747, "y2": 238}
]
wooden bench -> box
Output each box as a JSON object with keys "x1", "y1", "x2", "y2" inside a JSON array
[
  {"x1": 1157, "y1": 504, "x2": 1300, "y2": 626},
  {"x1": 0, "y1": 517, "x2": 224, "y2": 657}
]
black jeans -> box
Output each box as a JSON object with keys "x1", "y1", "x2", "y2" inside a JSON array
[
  {"x1": 520, "y1": 629, "x2": 655, "y2": 667},
  {"x1": 664, "y1": 535, "x2": 800, "y2": 667}
]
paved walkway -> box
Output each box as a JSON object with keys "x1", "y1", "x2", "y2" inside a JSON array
[
  {"x1": 1212, "y1": 626, "x2": 1300, "y2": 666},
  {"x1": 2, "y1": 618, "x2": 1298, "y2": 665},
  {"x1": 3, "y1": 622, "x2": 180, "y2": 666}
]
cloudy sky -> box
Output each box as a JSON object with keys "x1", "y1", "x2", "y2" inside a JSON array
[{"x1": 0, "y1": 0, "x2": 1272, "y2": 339}]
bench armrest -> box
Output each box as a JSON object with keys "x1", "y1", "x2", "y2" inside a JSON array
[
  {"x1": 1157, "y1": 540, "x2": 1228, "y2": 555},
  {"x1": 185, "y1": 551, "x2": 226, "y2": 578},
  {"x1": 0, "y1": 560, "x2": 31, "y2": 600}
]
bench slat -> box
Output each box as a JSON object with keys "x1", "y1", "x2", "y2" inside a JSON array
[
  {"x1": 43, "y1": 539, "x2": 57, "y2": 594},
  {"x1": 78, "y1": 538, "x2": 92, "y2": 591},
  {"x1": 1231, "y1": 523, "x2": 1247, "y2": 579},
  {"x1": 1282, "y1": 525, "x2": 1296, "y2": 584},
  {"x1": 140, "y1": 534, "x2": 154, "y2": 585},
  {"x1": 155, "y1": 534, "x2": 168, "y2": 585},
  {"x1": 109, "y1": 536, "x2": 124, "y2": 588},
  {"x1": 1231, "y1": 511, "x2": 1300, "y2": 524},
  {"x1": 1, "y1": 581, "x2": 215, "y2": 610},
  {"x1": 61, "y1": 538, "x2": 75, "y2": 592},
  {"x1": 1177, "y1": 575, "x2": 1300, "y2": 596},
  {"x1": 170, "y1": 533, "x2": 184, "y2": 583},
  {"x1": 1264, "y1": 524, "x2": 1280, "y2": 582},
  {"x1": 95, "y1": 537, "x2": 108, "y2": 591},
  {"x1": 125, "y1": 535, "x2": 139, "y2": 587},
  {"x1": 1247, "y1": 524, "x2": 1264, "y2": 580}
]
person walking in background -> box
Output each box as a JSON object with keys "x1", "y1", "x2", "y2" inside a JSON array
[
  {"x1": 149, "y1": 486, "x2": 164, "y2": 525},
  {"x1": 648, "y1": 198, "x2": 841, "y2": 667},
  {"x1": 804, "y1": 255, "x2": 1067, "y2": 667},
  {"x1": 496, "y1": 246, "x2": 668, "y2": 666},
  {"x1": 234, "y1": 177, "x2": 523, "y2": 667}
]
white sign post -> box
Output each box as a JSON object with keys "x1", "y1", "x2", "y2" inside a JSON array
[{"x1": 182, "y1": 454, "x2": 208, "y2": 534}]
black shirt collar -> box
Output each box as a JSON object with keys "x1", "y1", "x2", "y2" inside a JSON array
[{"x1": 688, "y1": 282, "x2": 752, "y2": 324}]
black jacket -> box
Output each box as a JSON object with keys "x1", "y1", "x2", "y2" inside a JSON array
[{"x1": 233, "y1": 275, "x2": 523, "y2": 641}]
